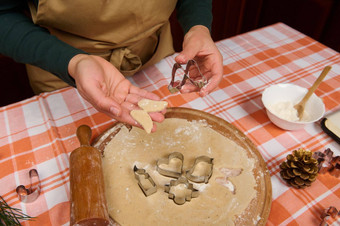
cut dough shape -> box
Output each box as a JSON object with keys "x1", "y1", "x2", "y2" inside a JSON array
[
  {"x1": 130, "y1": 110, "x2": 153, "y2": 133},
  {"x1": 130, "y1": 99, "x2": 168, "y2": 133},
  {"x1": 138, "y1": 99, "x2": 168, "y2": 112}
]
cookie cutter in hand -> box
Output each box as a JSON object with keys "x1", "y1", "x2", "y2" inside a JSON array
[
  {"x1": 133, "y1": 165, "x2": 157, "y2": 196},
  {"x1": 16, "y1": 169, "x2": 41, "y2": 203},
  {"x1": 164, "y1": 176, "x2": 199, "y2": 205},
  {"x1": 185, "y1": 156, "x2": 214, "y2": 183},
  {"x1": 168, "y1": 59, "x2": 207, "y2": 93}
]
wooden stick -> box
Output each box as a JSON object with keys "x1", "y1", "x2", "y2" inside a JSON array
[{"x1": 295, "y1": 66, "x2": 331, "y2": 119}]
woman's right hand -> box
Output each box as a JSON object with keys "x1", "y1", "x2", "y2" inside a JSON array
[{"x1": 68, "y1": 54, "x2": 166, "y2": 131}]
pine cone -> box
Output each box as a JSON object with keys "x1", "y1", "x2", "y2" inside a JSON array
[{"x1": 280, "y1": 148, "x2": 318, "y2": 189}]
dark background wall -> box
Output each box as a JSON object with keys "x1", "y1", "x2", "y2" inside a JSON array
[
  {"x1": 171, "y1": 0, "x2": 340, "y2": 52},
  {"x1": 1, "y1": 0, "x2": 339, "y2": 106}
]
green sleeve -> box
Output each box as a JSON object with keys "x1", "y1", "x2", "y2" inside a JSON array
[
  {"x1": 0, "y1": 0, "x2": 85, "y2": 87},
  {"x1": 1, "y1": 0, "x2": 212, "y2": 87},
  {"x1": 176, "y1": 0, "x2": 212, "y2": 34}
]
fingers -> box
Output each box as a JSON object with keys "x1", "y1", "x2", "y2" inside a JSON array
[
  {"x1": 180, "y1": 83, "x2": 200, "y2": 94},
  {"x1": 125, "y1": 93, "x2": 142, "y2": 104},
  {"x1": 79, "y1": 84, "x2": 122, "y2": 117},
  {"x1": 200, "y1": 74, "x2": 221, "y2": 97},
  {"x1": 173, "y1": 25, "x2": 223, "y2": 97},
  {"x1": 200, "y1": 54, "x2": 223, "y2": 96},
  {"x1": 148, "y1": 112, "x2": 165, "y2": 123},
  {"x1": 175, "y1": 25, "x2": 210, "y2": 64},
  {"x1": 71, "y1": 54, "x2": 166, "y2": 132},
  {"x1": 104, "y1": 83, "x2": 166, "y2": 131},
  {"x1": 109, "y1": 101, "x2": 165, "y2": 132},
  {"x1": 121, "y1": 98, "x2": 166, "y2": 124},
  {"x1": 175, "y1": 43, "x2": 200, "y2": 64},
  {"x1": 130, "y1": 86, "x2": 160, "y2": 101},
  {"x1": 113, "y1": 79, "x2": 131, "y2": 104}
]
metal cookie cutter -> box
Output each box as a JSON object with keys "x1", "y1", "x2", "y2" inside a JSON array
[
  {"x1": 168, "y1": 59, "x2": 207, "y2": 93},
  {"x1": 320, "y1": 206, "x2": 339, "y2": 226},
  {"x1": 185, "y1": 156, "x2": 214, "y2": 183},
  {"x1": 156, "y1": 152, "x2": 184, "y2": 178},
  {"x1": 313, "y1": 148, "x2": 340, "y2": 177},
  {"x1": 164, "y1": 176, "x2": 199, "y2": 205},
  {"x1": 16, "y1": 169, "x2": 41, "y2": 203},
  {"x1": 133, "y1": 165, "x2": 157, "y2": 196}
]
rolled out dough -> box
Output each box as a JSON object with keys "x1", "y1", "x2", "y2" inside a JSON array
[{"x1": 102, "y1": 118, "x2": 257, "y2": 226}]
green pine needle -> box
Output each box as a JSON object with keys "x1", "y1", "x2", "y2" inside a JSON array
[{"x1": 0, "y1": 195, "x2": 35, "y2": 225}]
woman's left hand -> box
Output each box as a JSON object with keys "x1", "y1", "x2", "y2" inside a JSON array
[{"x1": 175, "y1": 25, "x2": 223, "y2": 97}]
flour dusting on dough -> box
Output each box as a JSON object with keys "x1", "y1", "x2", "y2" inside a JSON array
[{"x1": 102, "y1": 118, "x2": 257, "y2": 226}]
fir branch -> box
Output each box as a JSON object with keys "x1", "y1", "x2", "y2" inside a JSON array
[{"x1": 0, "y1": 195, "x2": 35, "y2": 225}]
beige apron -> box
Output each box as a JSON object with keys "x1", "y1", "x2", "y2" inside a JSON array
[{"x1": 27, "y1": 0, "x2": 177, "y2": 93}]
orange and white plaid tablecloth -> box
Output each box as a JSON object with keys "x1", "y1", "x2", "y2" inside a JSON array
[{"x1": 0, "y1": 23, "x2": 339, "y2": 225}]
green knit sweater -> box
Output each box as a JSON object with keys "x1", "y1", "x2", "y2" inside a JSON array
[{"x1": 0, "y1": 0, "x2": 212, "y2": 86}]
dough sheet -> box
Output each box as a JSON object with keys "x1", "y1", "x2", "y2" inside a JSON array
[{"x1": 102, "y1": 118, "x2": 257, "y2": 226}]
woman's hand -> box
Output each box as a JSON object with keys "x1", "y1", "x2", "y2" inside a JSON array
[
  {"x1": 175, "y1": 25, "x2": 223, "y2": 97},
  {"x1": 68, "y1": 54, "x2": 165, "y2": 131}
]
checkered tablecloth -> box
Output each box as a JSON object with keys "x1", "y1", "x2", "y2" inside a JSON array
[{"x1": 0, "y1": 23, "x2": 339, "y2": 225}]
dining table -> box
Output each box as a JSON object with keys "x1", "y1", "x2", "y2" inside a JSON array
[{"x1": 0, "y1": 22, "x2": 339, "y2": 226}]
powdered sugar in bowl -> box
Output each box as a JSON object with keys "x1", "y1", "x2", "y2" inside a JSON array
[{"x1": 261, "y1": 83, "x2": 325, "y2": 130}]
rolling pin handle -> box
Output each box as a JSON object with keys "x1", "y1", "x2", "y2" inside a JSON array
[{"x1": 76, "y1": 125, "x2": 92, "y2": 146}]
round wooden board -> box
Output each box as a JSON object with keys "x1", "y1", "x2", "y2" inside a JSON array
[{"x1": 93, "y1": 107, "x2": 272, "y2": 225}]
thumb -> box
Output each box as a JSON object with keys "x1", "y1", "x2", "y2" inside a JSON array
[{"x1": 175, "y1": 43, "x2": 200, "y2": 64}]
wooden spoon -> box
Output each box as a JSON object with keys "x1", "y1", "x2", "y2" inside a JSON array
[{"x1": 294, "y1": 66, "x2": 332, "y2": 120}]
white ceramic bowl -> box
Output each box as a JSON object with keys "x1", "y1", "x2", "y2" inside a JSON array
[{"x1": 262, "y1": 83, "x2": 325, "y2": 130}]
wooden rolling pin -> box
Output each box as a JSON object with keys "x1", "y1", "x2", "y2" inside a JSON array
[{"x1": 70, "y1": 125, "x2": 110, "y2": 226}]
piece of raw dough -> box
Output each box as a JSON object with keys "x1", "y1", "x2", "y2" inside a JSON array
[
  {"x1": 130, "y1": 99, "x2": 168, "y2": 133},
  {"x1": 130, "y1": 110, "x2": 153, "y2": 133},
  {"x1": 138, "y1": 99, "x2": 168, "y2": 112}
]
